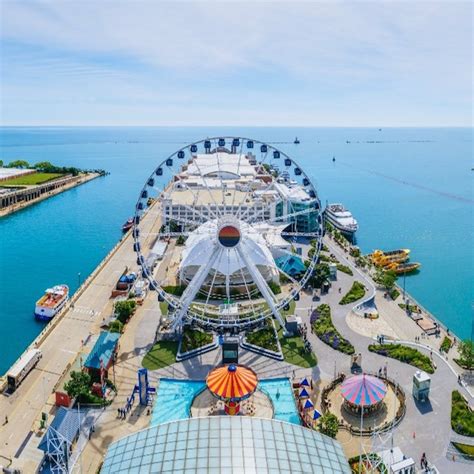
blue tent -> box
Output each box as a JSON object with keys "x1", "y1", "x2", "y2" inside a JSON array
[
  {"x1": 84, "y1": 331, "x2": 120, "y2": 370},
  {"x1": 303, "y1": 399, "x2": 314, "y2": 410},
  {"x1": 38, "y1": 407, "x2": 80, "y2": 454}
]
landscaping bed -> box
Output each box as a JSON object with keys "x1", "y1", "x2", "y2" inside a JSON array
[
  {"x1": 277, "y1": 328, "x2": 317, "y2": 368},
  {"x1": 246, "y1": 320, "x2": 279, "y2": 352},
  {"x1": 336, "y1": 263, "x2": 353, "y2": 276},
  {"x1": 339, "y1": 281, "x2": 365, "y2": 305},
  {"x1": 181, "y1": 327, "x2": 213, "y2": 353},
  {"x1": 311, "y1": 304, "x2": 355, "y2": 354},
  {"x1": 368, "y1": 343, "x2": 435, "y2": 373},
  {"x1": 451, "y1": 390, "x2": 474, "y2": 437},
  {"x1": 440, "y1": 336, "x2": 453, "y2": 353}
]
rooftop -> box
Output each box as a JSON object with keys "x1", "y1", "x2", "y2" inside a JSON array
[
  {"x1": 83, "y1": 331, "x2": 120, "y2": 370},
  {"x1": 101, "y1": 416, "x2": 350, "y2": 474}
]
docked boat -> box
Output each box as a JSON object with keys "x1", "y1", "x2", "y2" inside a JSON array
[
  {"x1": 386, "y1": 262, "x2": 421, "y2": 275},
  {"x1": 122, "y1": 217, "x2": 133, "y2": 232},
  {"x1": 34, "y1": 285, "x2": 69, "y2": 321},
  {"x1": 371, "y1": 249, "x2": 410, "y2": 266},
  {"x1": 324, "y1": 203, "x2": 358, "y2": 237}
]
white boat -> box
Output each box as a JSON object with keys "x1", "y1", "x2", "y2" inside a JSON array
[
  {"x1": 34, "y1": 284, "x2": 69, "y2": 321},
  {"x1": 324, "y1": 203, "x2": 358, "y2": 237}
]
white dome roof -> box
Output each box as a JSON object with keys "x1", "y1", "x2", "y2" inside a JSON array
[{"x1": 180, "y1": 220, "x2": 277, "y2": 278}]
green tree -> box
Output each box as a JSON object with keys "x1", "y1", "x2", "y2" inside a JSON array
[
  {"x1": 7, "y1": 160, "x2": 30, "y2": 169},
  {"x1": 176, "y1": 235, "x2": 186, "y2": 246},
  {"x1": 64, "y1": 371, "x2": 91, "y2": 399},
  {"x1": 34, "y1": 161, "x2": 54, "y2": 172},
  {"x1": 373, "y1": 268, "x2": 397, "y2": 290},
  {"x1": 458, "y1": 340, "x2": 474, "y2": 370},
  {"x1": 109, "y1": 320, "x2": 124, "y2": 333},
  {"x1": 311, "y1": 263, "x2": 330, "y2": 288},
  {"x1": 114, "y1": 300, "x2": 136, "y2": 324},
  {"x1": 318, "y1": 413, "x2": 339, "y2": 439},
  {"x1": 0, "y1": 160, "x2": 3, "y2": 167}
]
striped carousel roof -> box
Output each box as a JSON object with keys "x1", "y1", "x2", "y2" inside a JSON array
[
  {"x1": 206, "y1": 364, "x2": 258, "y2": 402},
  {"x1": 340, "y1": 374, "x2": 387, "y2": 407}
]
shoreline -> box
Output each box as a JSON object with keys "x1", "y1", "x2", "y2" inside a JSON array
[{"x1": 0, "y1": 172, "x2": 101, "y2": 217}]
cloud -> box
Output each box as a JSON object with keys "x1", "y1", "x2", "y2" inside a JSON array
[{"x1": 1, "y1": 1, "x2": 472, "y2": 125}]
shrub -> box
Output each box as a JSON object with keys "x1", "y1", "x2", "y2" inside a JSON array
[
  {"x1": 181, "y1": 328, "x2": 213, "y2": 353},
  {"x1": 268, "y1": 281, "x2": 282, "y2": 295},
  {"x1": 440, "y1": 336, "x2": 452, "y2": 353},
  {"x1": 339, "y1": 281, "x2": 366, "y2": 305},
  {"x1": 115, "y1": 300, "x2": 136, "y2": 324},
  {"x1": 368, "y1": 344, "x2": 435, "y2": 373},
  {"x1": 109, "y1": 320, "x2": 124, "y2": 333},
  {"x1": 318, "y1": 413, "x2": 339, "y2": 439},
  {"x1": 246, "y1": 322, "x2": 279, "y2": 352},
  {"x1": 336, "y1": 264, "x2": 353, "y2": 276},
  {"x1": 162, "y1": 285, "x2": 186, "y2": 296},
  {"x1": 451, "y1": 390, "x2": 474, "y2": 437},
  {"x1": 389, "y1": 288, "x2": 400, "y2": 300},
  {"x1": 64, "y1": 371, "x2": 91, "y2": 399},
  {"x1": 312, "y1": 304, "x2": 354, "y2": 354}
]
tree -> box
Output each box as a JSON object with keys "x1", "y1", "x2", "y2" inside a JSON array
[
  {"x1": 0, "y1": 160, "x2": 3, "y2": 167},
  {"x1": 176, "y1": 235, "x2": 186, "y2": 246},
  {"x1": 373, "y1": 268, "x2": 397, "y2": 290},
  {"x1": 7, "y1": 160, "x2": 30, "y2": 169},
  {"x1": 114, "y1": 300, "x2": 136, "y2": 324},
  {"x1": 318, "y1": 413, "x2": 339, "y2": 439},
  {"x1": 34, "y1": 161, "x2": 54, "y2": 172},
  {"x1": 64, "y1": 371, "x2": 91, "y2": 399},
  {"x1": 311, "y1": 263, "x2": 330, "y2": 288},
  {"x1": 109, "y1": 320, "x2": 124, "y2": 333},
  {"x1": 458, "y1": 340, "x2": 474, "y2": 370}
]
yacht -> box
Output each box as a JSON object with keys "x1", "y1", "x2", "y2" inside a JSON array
[
  {"x1": 34, "y1": 285, "x2": 69, "y2": 321},
  {"x1": 324, "y1": 203, "x2": 358, "y2": 237}
]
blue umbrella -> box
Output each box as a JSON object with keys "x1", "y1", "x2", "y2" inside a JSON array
[
  {"x1": 303, "y1": 399, "x2": 314, "y2": 410},
  {"x1": 312, "y1": 409, "x2": 322, "y2": 420},
  {"x1": 300, "y1": 377, "x2": 310, "y2": 387},
  {"x1": 299, "y1": 387, "x2": 310, "y2": 398}
]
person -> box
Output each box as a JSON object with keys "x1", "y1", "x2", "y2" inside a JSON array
[
  {"x1": 4, "y1": 415, "x2": 8, "y2": 425},
  {"x1": 338, "y1": 287, "x2": 341, "y2": 294},
  {"x1": 117, "y1": 408, "x2": 120, "y2": 418}
]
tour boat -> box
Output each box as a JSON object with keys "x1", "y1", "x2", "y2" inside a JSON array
[
  {"x1": 324, "y1": 203, "x2": 358, "y2": 237},
  {"x1": 34, "y1": 285, "x2": 69, "y2": 321},
  {"x1": 122, "y1": 218, "x2": 133, "y2": 232},
  {"x1": 371, "y1": 249, "x2": 410, "y2": 266},
  {"x1": 386, "y1": 262, "x2": 421, "y2": 275}
]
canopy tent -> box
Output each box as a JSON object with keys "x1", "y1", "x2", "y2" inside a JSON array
[
  {"x1": 300, "y1": 377, "x2": 310, "y2": 387},
  {"x1": 341, "y1": 374, "x2": 387, "y2": 407},
  {"x1": 83, "y1": 331, "x2": 120, "y2": 371},
  {"x1": 303, "y1": 399, "x2": 314, "y2": 410},
  {"x1": 299, "y1": 387, "x2": 310, "y2": 398},
  {"x1": 206, "y1": 364, "x2": 258, "y2": 403},
  {"x1": 312, "y1": 409, "x2": 322, "y2": 420}
]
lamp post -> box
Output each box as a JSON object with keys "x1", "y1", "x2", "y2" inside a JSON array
[{"x1": 78, "y1": 272, "x2": 82, "y2": 289}]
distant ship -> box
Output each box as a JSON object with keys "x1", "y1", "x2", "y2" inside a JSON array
[
  {"x1": 324, "y1": 203, "x2": 358, "y2": 237},
  {"x1": 294, "y1": 137, "x2": 300, "y2": 144},
  {"x1": 35, "y1": 285, "x2": 69, "y2": 321},
  {"x1": 122, "y1": 217, "x2": 133, "y2": 232}
]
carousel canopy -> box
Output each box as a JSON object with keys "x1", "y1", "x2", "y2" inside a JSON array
[
  {"x1": 206, "y1": 364, "x2": 258, "y2": 402},
  {"x1": 341, "y1": 374, "x2": 387, "y2": 407}
]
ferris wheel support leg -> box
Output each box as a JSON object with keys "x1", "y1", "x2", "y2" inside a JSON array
[
  {"x1": 237, "y1": 247, "x2": 289, "y2": 335},
  {"x1": 170, "y1": 249, "x2": 219, "y2": 331}
]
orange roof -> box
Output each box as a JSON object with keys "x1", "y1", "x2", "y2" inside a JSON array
[{"x1": 206, "y1": 364, "x2": 258, "y2": 402}]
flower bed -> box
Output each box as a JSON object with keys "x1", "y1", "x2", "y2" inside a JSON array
[
  {"x1": 311, "y1": 304, "x2": 355, "y2": 354},
  {"x1": 368, "y1": 343, "x2": 435, "y2": 374},
  {"x1": 339, "y1": 281, "x2": 366, "y2": 305},
  {"x1": 451, "y1": 390, "x2": 474, "y2": 437}
]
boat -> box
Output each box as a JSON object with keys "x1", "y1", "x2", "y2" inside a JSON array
[
  {"x1": 324, "y1": 203, "x2": 358, "y2": 237},
  {"x1": 386, "y1": 262, "x2": 421, "y2": 275},
  {"x1": 34, "y1": 285, "x2": 69, "y2": 321},
  {"x1": 371, "y1": 249, "x2": 410, "y2": 266},
  {"x1": 294, "y1": 137, "x2": 300, "y2": 144},
  {"x1": 122, "y1": 217, "x2": 133, "y2": 232}
]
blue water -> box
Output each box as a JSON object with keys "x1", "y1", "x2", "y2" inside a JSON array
[
  {"x1": 0, "y1": 127, "x2": 472, "y2": 373},
  {"x1": 150, "y1": 379, "x2": 205, "y2": 426},
  {"x1": 259, "y1": 378, "x2": 300, "y2": 425},
  {"x1": 150, "y1": 377, "x2": 299, "y2": 426}
]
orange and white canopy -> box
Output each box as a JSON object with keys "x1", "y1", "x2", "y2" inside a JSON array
[{"x1": 206, "y1": 364, "x2": 258, "y2": 402}]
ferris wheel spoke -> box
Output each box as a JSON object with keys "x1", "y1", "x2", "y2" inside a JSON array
[
  {"x1": 230, "y1": 138, "x2": 246, "y2": 210},
  {"x1": 234, "y1": 248, "x2": 258, "y2": 320}
]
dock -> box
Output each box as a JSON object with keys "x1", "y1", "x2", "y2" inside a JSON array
[{"x1": 0, "y1": 172, "x2": 101, "y2": 217}]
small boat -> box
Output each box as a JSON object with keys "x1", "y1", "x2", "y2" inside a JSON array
[
  {"x1": 122, "y1": 218, "x2": 133, "y2": 232},
  {"x1": 332, "y1": 156, "x2": 336, "y2": 162},
  {"x1": 294, "y1": 137, "x2": 300, "y2": 144},
  {"x1": 371, "y1": 249, "x2": 410, "y2": 266},
  {"x1": 324, "y1": 203, "x2": 358, "y2": 237},
  {"x1": 387, "y1": 262, "x2": 421, "y2": 275},
  {"x1": 35, "y1": 285, "x2": 69, "y2": 321}
]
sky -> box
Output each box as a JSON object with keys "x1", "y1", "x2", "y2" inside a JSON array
[{"x1": 0, "y1": 0, "x2": 472, "y2": 126}]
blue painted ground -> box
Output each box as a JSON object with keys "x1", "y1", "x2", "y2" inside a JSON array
[{"x1": 0, "y1": 127, "x2": 472, "y2": 373}]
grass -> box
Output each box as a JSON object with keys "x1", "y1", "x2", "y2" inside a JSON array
[
  {"x1": 336, "y1": 263, "x2": 353, "y2": 276},
  {"x1": 311, "y1": 304, "x2": 355, "y2": 354},
  {"x1": 181, "y1": 328, "x2": 213, "y2": 353},
  {"x1": 277, "y1": 328, "x2": 317, "y2": 368},
  {"x1": 159, "y1": 301, "x2": 169, "y2": 315},
  {"x1": 1, "y1": 172, "x2": 64, "y2": 186},
  {"x1": 246, "y1": 321, "x2": 279, "y2": 352},
  {"x1": 339, "y1": 281, "x2": 366, "y2": 305},
  {"x1": 368, "y1": 343, "x2": 435, "y2": 373},
  {"x1": 451, "y1": 390, "x2": 474, "y2": 437},
  {"x1": 441, "y1": 336, "x2": 453, "y2": 353},
  {"x1": 142, "y1": 341, "x2": 178, "y2": 370},
  {"x1": 281, "y1": 299, "x2": 296, "y2": 317}
]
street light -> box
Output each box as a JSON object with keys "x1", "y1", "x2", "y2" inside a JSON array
[{"x1": 78, "y1": 272, "x2": 82, "y2": 288}]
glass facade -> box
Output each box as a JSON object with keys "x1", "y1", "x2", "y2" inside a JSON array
[{"x1": 101, "y1": 416, "x2": 350, "y2": 474}]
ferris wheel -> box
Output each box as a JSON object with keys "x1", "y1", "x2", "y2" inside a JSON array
[{"x1": 132, "y1": 137, "x2": 323, "y2": 332}]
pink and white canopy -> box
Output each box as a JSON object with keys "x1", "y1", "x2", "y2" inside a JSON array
[{"x1": 341, "y1": 374, "x2": 387, "y2": 407}]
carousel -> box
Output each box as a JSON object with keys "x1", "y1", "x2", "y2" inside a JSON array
[
  {"x1": 340, "y1": 374, "x2": 387, "y2": 416},
  {"x1": 206, "y1": 364, "x2": 258, "y2": 415}
]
